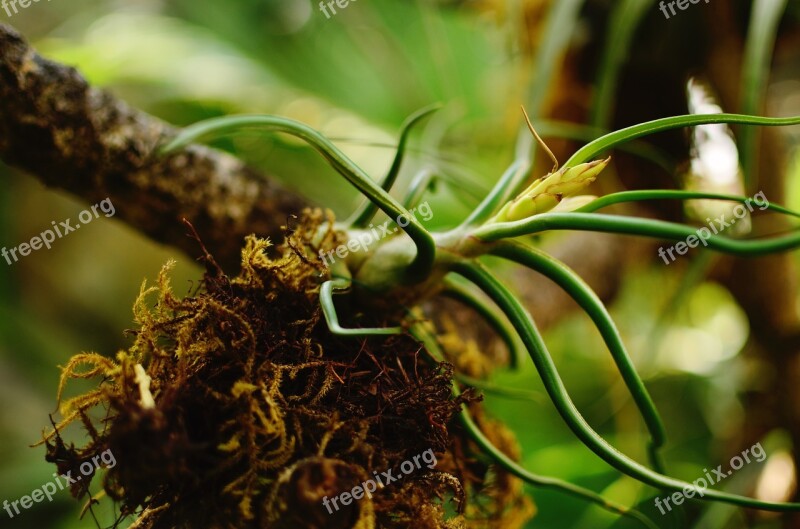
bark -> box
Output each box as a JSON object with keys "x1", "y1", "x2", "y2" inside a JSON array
[{"x1": 0, "y1": 22, "x2": 308, "y2": 269}]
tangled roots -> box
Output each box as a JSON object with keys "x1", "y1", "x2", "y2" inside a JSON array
[{"x1": 41, "y1": 209, "x2": 533, "y2": 529}]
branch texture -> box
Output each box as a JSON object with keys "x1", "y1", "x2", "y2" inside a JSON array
[{"x1": 0, "y1": 23, "x2": 308, "y2": 268}]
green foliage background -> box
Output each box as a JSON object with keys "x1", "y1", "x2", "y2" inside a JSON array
[{"x1": 0, "y1": 1, "x2": 799, "y2": 528}]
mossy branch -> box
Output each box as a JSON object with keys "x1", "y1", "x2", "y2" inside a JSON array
[{"x1": 0, "y1": 22, "x2": 308, "y2": 269}]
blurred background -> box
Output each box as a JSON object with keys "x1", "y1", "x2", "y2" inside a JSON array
[{"x1": 1, "y1": 0, "x2": 800, "y2": 527}]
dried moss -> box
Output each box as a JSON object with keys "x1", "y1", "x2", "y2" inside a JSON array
[{"x1": 41, "y1": 209, "x2": 533, "y2": 529}]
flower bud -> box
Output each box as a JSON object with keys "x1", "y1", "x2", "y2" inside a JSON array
[{"x1": 491, "y1": 157, "x2": 610, "y2": 222}]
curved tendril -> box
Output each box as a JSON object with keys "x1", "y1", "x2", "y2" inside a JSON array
[
  {"x1": 451, "y1": 260, "x2": 800, "y2": 512},
  {"x1": 320, "y1": 279, "x2": 403, "y2": 336},
  {"x1": 350, "y1": 104, "x2": 442, "y2": 227},
  {"x1": 408, "y1": 321, "x2": 655, "y2": 527},
  {"x1": 473, "y1": 212, "x2": 800, "y2": 256},
  {"x1": 408, "y1": 320, "x2": 446, "y2": 363},
  {"x1": 454, "y1": 373, "x2": 546, "y2": 403},
  {"x1": 565, "y1": 113, "x2": 800, "y2": 167},
  {"x1": 460, "y1": 159, "x2": 531, "y2": 228},
  {"x1": 489, "y1": 240, "x2": 666, "y2": 471},
  {"x1": 401, "y1": 168, "x2": 437, "y2": 208},
  {"x1": 535, "y1": 119, "x2": 675, "y2": 173},
  {"x1": 161, "y1": 115, "x2": 436, "y2": 279},
  {"x1": 575, "y1": 189, "x2": 800, "y2": 218},
  {"x1": 441, "y1": 275, "x2": 526, "y2": 370},
  {"x1": 457, "y1": 401, "x2": 658, "y2": 529}
]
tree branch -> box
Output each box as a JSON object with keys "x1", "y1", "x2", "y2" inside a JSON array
[{"x1": 0, "y1": 23, "x2": 309, "y2": 269}]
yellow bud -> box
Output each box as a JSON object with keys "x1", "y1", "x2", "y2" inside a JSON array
[
  {"x1": 492, "y1": 157, "x2": 610, "y2": 222},
  {"x1": 552, "y1": 195, "x2": 597, "y2": 212}
]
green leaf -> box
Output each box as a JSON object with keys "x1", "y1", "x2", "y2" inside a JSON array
[
  {"x1": 575, "y1": 189, "x2": 800, "y2": 219},
  {"x1": 565, "y1": 113, "x2": 800, "y2": 168}
]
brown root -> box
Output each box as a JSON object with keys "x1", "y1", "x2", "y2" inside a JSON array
[{"x1": 42, "y1": 209, "x2": 533, "y2": 529}]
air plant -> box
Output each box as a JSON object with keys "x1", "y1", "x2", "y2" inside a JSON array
[
  {"x1": 41, "y1": 104, "x2": 800, "y2": 529},
  {"x1": 157, "y1": 105, "x2": 800, "y2": 527}
]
